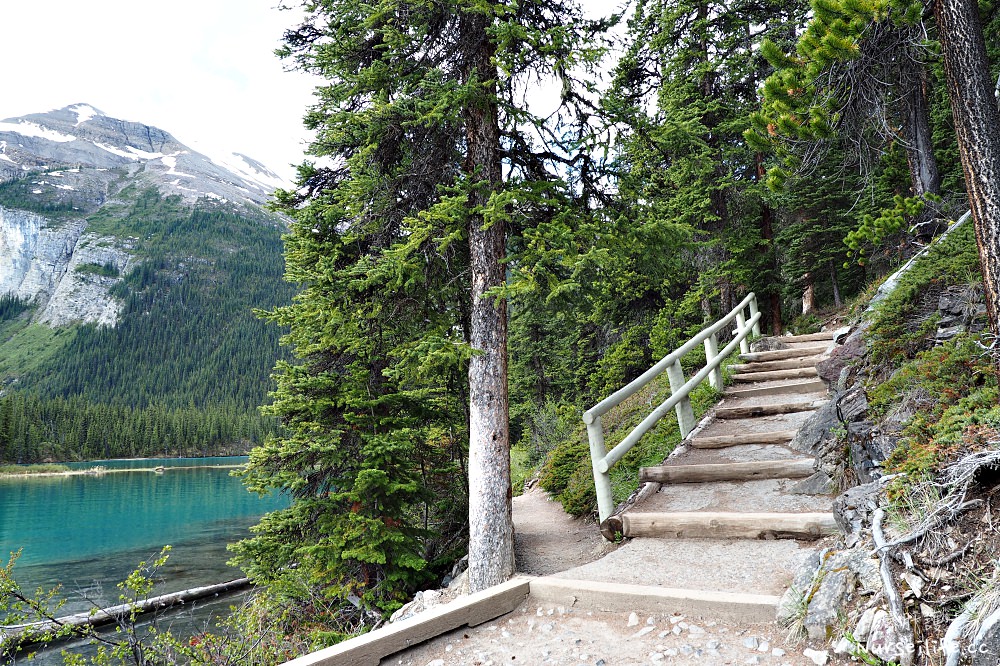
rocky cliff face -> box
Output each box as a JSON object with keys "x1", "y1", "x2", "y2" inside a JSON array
[
  {"x1": 0, "y1": 104, "x2": 287, "y2": 329},
  {"x1": 0, "y1": 205, "x2": 132, "y2": 326}
]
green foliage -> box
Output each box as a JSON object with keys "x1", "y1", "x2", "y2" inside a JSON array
[
  {"x1": 867, "y1": 221, "x2": 981, "y2": 365},
  {"x1": 238, "y1": 0, "x2": 608, "y2": 639},
  {"x1": 0, "y1": 294, "x2": 34, "y2": 322},
  {"x1": 539, "y1": 373, "x2": 721, "y2": 517},
  {"x1": 0, "y1": 463, "x2": 70, "y2": 474},
  {"x1": 878, "y1": 339, "x2": 999, "y2": 495},
  {"x1": 74, "y1": 261, "x2": 121, "y2": 278}
]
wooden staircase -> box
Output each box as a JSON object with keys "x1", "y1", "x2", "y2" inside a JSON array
[
  {"x1": 614, "y1": 330, "x2": 839, "y2": 542},
  {"x1": 571, "y1": 331, "x2": 841, "y2": 618}
]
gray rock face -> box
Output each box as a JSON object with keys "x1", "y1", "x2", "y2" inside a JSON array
[{"x1": 0, "y1": 205, "x2": 130, "y2": 327}]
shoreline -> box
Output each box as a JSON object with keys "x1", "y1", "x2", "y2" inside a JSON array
[{"x1": 0, "y1": 464, "x2": 246, "y2": 478}]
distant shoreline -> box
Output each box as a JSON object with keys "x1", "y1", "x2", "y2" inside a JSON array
[{"x1": 0, "y1": 464, "x2": 246, "y2": 479}]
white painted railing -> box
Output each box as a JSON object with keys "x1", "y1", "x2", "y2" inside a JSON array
[{"x1": 583, "y1": 293, "x2": 762, "y2": 524}]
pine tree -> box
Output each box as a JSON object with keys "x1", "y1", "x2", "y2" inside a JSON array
[{"x1": 233, "y1": 0, "x2": 606, "y2": 636}]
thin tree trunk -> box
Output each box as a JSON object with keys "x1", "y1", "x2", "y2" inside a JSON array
[
  {"x1": 830, "y1": 263, "x2": 842, "y2": 308},
  {"x1": 462, "y1": 10, "x2": 514, "y2": 593},
  {"x1": 802, "y1": 272, "x2": 816, "y2": 315},
  {"x1": 899, "y1": 54, "x2": 941, "y2": 198},
  {"x1": 755, "y1": 165, "x2": 783, "y2": 336},
  {"x1": 935, "y1": 0, "x2": 1000, "y2": 338}
]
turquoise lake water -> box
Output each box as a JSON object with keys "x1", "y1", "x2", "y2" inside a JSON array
[{"x1": 0, "y1": 457, "x2": 288, "y2": 617}]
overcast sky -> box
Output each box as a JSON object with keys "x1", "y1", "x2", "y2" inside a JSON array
[{"x1": 0, "y1": 1, "x2": 618, "y2": 183}]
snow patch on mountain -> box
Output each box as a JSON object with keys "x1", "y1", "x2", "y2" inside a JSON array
[
  {"x1": 69, "y1": 104, "x2": 102, "y2": 126},
  {"x1": 0, "y1": 120, "x2": 76, "y2": 143}
]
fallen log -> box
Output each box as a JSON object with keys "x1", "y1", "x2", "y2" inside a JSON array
[{"x1": 1, "y1": 578, "x2": 250, "y2": 648}]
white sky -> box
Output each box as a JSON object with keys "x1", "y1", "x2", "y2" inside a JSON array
[{"x1": 0, "y1": 1, "x2": 620, "y2": 184}]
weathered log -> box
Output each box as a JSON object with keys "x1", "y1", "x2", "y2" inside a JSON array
[
  {"x1": 729, "y1": 357, "x2": 822, "y2": 373},
  {"x1": 730, "y1": 368, "x2": 818, "y2": 382},
  {"x1": 724, "y1": 379, "x2": 827, "y2": 399},
  {"x1": 639, "y1": 459, "x2": 815, "y2": 484},
  {"x1": 690, "y1": 430, "x2": 797, "y2": 448},
  {"x1": 739, "y1": 346, "x2": 827, "y2": 362},
  {"x1": 1, "y1": 578, "x2": 250, "y2": 646},
  {"x1": 780, "y1": 332, "x2": 835, "y2": 343},
  {"x1": 715, "y1": 400, "x2": 823, "y2": 420},
  {"x1": 620, "y1": 511, "x2": 838, "y2": 540}
]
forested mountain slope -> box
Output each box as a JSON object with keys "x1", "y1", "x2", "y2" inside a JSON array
[{"x1": 0, "y1": 105, "x2": 295, "y2": 463}]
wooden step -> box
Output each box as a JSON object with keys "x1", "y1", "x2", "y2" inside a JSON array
[
  {"x1": 639, "y1": 459, "x2": 815, "y2": 484},
  {"x1": 689, "y1": 430, "x2": 797, "y2": 448},
  {"x1": 730, "y1": 357, "x2": 820, "y2": 373},
  {"x1": 715, "y1": 399, "x2": 823, "y2": 420},
  {"x1": 724, "y1": 379, "x2": 828, "y2": 399},
  {"x1": 780, "y1": 331, "x2": 835, "y2": 343},
  {"x1": 731, "y1": 367, "x2": 819, "y2": 382},
  {"x1": 620, "y1": 512, "x2": 838, "y2": 540},
  {"x1": 528, "y1": 577, "x2": 780, "y2": 623},
  {"x1": 739, "y1": 346, "x2": 827, "y2": 362}
]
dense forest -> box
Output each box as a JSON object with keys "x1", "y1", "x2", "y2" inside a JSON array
[
  {"x1": 0, "y1": 186, "x2": 295, "y2": 463},
  {"x1": 5, "y1": 0, "x2": 1000, "y2": 662},
  {"x1": 230, "y1": 0, "x2": 1000, "y2": 649}
]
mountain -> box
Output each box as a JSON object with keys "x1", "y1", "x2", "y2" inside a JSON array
[{"x1": 0, "y1": 104, "x2": 296, "y2": 463}]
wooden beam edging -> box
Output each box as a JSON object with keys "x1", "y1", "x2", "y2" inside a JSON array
[
  {"x1": 280, "y1": 577, "x2": 530, "y2": 666},
  {"x1": 280, "y1": 574, "x2": 783, "y2": 666},
  {"x1": 527, "y1": 577, "x2": 781, "y2": 623}
]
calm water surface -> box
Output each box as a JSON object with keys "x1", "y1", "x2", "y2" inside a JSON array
[{"x1": 0, "y1": 456, "x2": 288, "y2": 658}]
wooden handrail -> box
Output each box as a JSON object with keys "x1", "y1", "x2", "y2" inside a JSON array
[{"x1": 584, "y1": 293, "x2": 761, "y2": 526}]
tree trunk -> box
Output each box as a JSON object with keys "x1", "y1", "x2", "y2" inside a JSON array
[
  {"x1": 899, "y1": 54, "x2": 941, "y2": 198},
  {"x1": 802, "y1": 273, "x2": 816, "y2": 315},
  {"x1": 757, "y1": 186, "x2": 783, "y2": 335},
  {"x1": 830, "y1": 263, "x2": 842, "y2": 308},
  {"x1": 935, "y1": 0, "x2": 1000, "y2": 338},
  {"x1": 462, "y1": 10, "x2": 514, "y2": 593}
]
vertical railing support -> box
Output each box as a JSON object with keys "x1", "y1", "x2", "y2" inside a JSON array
[
  {"x1": 749, "y1": 296, "x2": 761, "y2": 337},
  {"x1": 666, "y1": 360, "x2": 695, "y2": 438},
  {"x1": 735, "y1": 310, "x2": 750, "y2": 355},
  {"x1": 704, "y1": 333, "x2": 723, "y2": 390},
  {"x1": 586, "y1": 415, "x2": 614, "y2": 523}
]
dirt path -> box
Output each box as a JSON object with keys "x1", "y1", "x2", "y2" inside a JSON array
[
  {"x1": 378, "y1": 485, "x2": 844, "y2": 666},
  {"x1": 376, "y1": 335, "x2": 849, "y2": 665},
  {"x1": 512, "y1": 485, "x2": 614, "y2": 575}
]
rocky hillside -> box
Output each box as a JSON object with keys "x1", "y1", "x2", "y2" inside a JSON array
[{"x1": 0, "y1": 104, "x2": 296, "y2": 462}]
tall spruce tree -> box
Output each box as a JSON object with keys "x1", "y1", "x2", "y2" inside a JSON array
[{"x1": 233, "y1": 0, "x2": 606, "y2": 635}]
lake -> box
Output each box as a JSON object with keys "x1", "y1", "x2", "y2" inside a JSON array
[{"x1": 0, "y1": 457, "x2": 288, "y2": 660}]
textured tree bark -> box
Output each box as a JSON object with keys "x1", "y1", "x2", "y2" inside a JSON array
[
  {"x1": 462, "y1": 10, "x2": 515, "y2": 593},
  {"x1": 935, "y1": 0, "x2": 1000, "y2": 337}
]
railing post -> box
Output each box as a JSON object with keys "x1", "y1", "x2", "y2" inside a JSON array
[
  {"x1": 704, "y1": 333, "x2": 723, "y2": 390},
  {"x1": 735, "y1": 310, "x2": 750, "y2": 355},
  {"x1": 666, "y1": 360, "x2": 695, "y2": 438},
  {"x1": 586, "y1": 416, "x2": 615, "y2": 524},
  {"x1": 749, "y1": 294, "x2": 761, "y2": 337}
]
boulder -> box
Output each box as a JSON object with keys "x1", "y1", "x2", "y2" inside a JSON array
[
  {"x1": 816, "y1": 330, "x2": 866, "y2": 387},
  {"x1": 972, "y1": 608, "x2": 1000, "y2": 665},
  {"x1": 834, "y1": 481, "x2": 879, "y2": 543},
  {"x1": 866, "y1": 609, "x2": 911, "y2": 665},
  {"x1": 804, "y1": 568, "x2": 856, "y2": 640}
]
